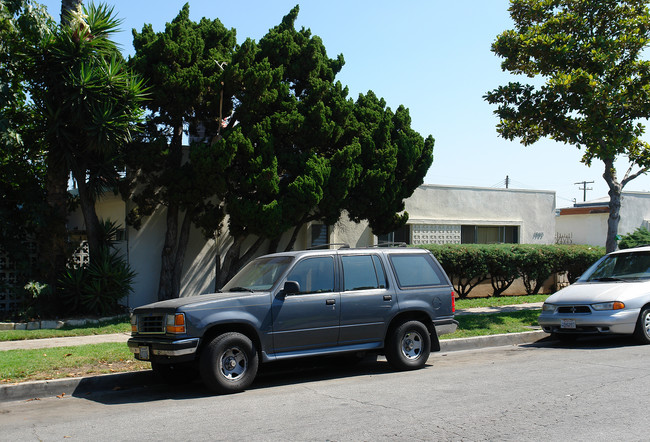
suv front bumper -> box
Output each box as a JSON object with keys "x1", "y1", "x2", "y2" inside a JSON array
[{"x1": 127, "y1": 337, "x2": 200, "y2": 363}]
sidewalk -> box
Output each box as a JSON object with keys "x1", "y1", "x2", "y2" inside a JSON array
[{"x1": 0, "y1": 303, "x2": 546, "y2": 402}]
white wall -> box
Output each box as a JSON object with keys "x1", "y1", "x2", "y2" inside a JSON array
[
  {"x1": 403, "y1": 185, "x2": 557, "y2": 244},
  {"x1": 556, "y1": 191, "x2": 650, "y2": 247}
]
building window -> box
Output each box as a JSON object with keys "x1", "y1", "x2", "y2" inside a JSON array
[
  {"x1": 461, "y1": 225, "x2": 519, "y2": 244},
  {"x1": 377, "y1": 225, "x2": 411, "y2": 245},
  {"x1": 311, "y1": 224, "x2": 329, "y2": 248}
]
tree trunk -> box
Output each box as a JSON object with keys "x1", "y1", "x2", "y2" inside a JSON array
[
  {"x1": 157, "y1": 122, "x2": 184, "y2": 300},
  {"x1": 72, "y1": 164, "x2": 103, "y2": 265},
  {"x1": 60, "y1": 0, "x2": 83, "y2": 26},
  {"x1": 216, "y1": 235, "x2": 266, "y2": 289},
  {"x1": 603, "y1": 160, "x2": 623, "y2": 253},
  {"x1": 158, "y1": 202, "x2": 178, "y2": 301},
  {"x1": 171, "y1": 209, "x2": 193, "y2": 298},
  {"x1": 39, "y1": 150, "x2": 69, "y2": 290}
]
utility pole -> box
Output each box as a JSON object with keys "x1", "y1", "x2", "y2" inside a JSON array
[{"x1": 574, "y1": 180, "x2": 594, "y2": 202}]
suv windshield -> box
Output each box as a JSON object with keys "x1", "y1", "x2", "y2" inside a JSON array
[
  {"x1": 221, "y1": 256, "x2": 293, "y2": 292},
  {"x1": 580, "y1": 251, "x2": 650, "y2": 282}
]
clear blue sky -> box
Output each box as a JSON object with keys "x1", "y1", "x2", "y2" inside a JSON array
[{"x1": 38, "y1": 0, "x2": 650, "y2": 207}]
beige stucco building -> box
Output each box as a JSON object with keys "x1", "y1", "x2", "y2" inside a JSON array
[{"x1": 66, "y1": 184, "x2": 558, "y2": 307}]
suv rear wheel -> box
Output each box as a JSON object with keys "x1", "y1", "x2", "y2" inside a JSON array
[
  {"x1": 385, "y1": 320, "x2": 431, "y2": 371},
  {"x1": 200, "y1": 332, "x2": 259, "y2": 394}
]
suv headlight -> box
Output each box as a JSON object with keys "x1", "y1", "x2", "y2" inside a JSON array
[
  {"x1": 166, "y1": 313, "x2": 186, "y2": 334},
  {"x1": 542, "y1": 303, "x2": 556, "y2": 312},
  {"x1": 591, "y1": 301, "x2": 625, "y2": 311},
  {"x1": 130, "y1": 314, "x2": 138, "y2": 333}
]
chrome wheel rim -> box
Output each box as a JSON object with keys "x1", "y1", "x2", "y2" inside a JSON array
[
  {"x1": 219, "y1": 346, "x2": 248, "y2": 381},
  {"x1": 400, "y1": 330, "x2": 423, "y2": 360}
]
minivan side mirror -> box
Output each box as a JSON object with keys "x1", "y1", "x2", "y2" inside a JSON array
[{"x1": 283, "y1": 280, "x2": 301, "y2": 295}]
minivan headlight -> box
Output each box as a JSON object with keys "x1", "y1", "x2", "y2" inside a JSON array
[
  {"x1": 542, "y1": 303, "x2": 556, "y2": 312},
  {"x1": 591, "y1": 301, "x2": 625, "y2": 311}
]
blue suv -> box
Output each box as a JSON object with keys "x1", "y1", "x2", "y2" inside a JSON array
[{"x1": 128, "y1": 247, "x2": 457, "y2": 393}]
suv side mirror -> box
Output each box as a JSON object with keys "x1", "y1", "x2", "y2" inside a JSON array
[{"x1": 283, "y1": 281, "x2": 301, "y2": 295}]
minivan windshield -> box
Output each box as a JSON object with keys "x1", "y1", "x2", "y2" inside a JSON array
[
  {"x1": 580, "y1": 251, "x2": 650, "y2": 282},
  {"x1": 221, "y1": 256, "x2": 294, "y2": 292}
]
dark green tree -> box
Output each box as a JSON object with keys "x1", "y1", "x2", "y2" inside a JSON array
[
  {"x1": 127, "y1": 5, "x2": 434, "y2": 293},
  {"x1": 216, "y1": 6, "x2": 433, "y2": 286},
  {"x1": 486, "y1": 0, "x2": 650, "y2": 253},
  {"x1": 0, "y1": 0, "x2": 53, "y2": 278},
  {"x1": 126, "y1": 3, "x2": 237, "y2": 300}
]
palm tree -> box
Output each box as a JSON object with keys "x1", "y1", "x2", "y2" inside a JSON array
[{"x1": 31, "y1": 3, "x2": 146, "y2": 268}]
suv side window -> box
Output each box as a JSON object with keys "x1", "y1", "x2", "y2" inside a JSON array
[
  {"x1": 286, "y1": 256, "x2": 334, "y2": 294},
  {"x1": 389, "y1": 254, "x2": 443, "y2": 288},
  {"x1": 342, "y1": 255, "x2": 387, "y2": 291}
]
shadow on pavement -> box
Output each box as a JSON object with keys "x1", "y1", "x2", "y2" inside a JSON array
[
  {"x1": 74, "y1": 354, "x2": 405, "y2": 405},
  {"x1": 524, "y1": 334, "x2": 639, "y2": 350}
]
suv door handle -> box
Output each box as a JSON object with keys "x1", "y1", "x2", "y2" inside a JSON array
[
  {"x1": 326, "y1": 299, "x2": 336, "y2": 305},
  {"x1": 383, "y1": 295, "x2": 392, "y2": 301}
]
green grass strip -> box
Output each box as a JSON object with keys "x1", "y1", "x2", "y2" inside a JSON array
[
  {"x1": 441, "y1": 310, "x2": 541, "y2": 339},
  {"x1": 0, "y1": 318, "x2": 131, "y2": 341},
  {"x1": 455, "y1": 294, "x2": 548, "y2": 309},
  {"x1": 0, "y1": 342, "x2": 149, "y2": 383}
]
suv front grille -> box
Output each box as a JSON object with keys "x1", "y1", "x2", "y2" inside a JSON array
[
  {"x1": 557, "y1": 305, "x2": 591, "y2": 314},
  {"x1": 137, "y1": 315, "x2": 166, "y2": 334}
]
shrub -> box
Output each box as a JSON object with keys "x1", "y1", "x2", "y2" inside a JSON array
[
  {"x1": 618, "y1": 227, "x2": 650, "y2": 249},
  {"x1": 421, "y1": 244, "x2": 604, "y2": 297},
  {"x1": 59, "y1": 248, "x2": 135, "y2": 316},
  {"x1": 425, "y1": 244, "x2": 487, "y2": 298}
]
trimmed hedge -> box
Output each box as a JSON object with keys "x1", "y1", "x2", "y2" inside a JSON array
[{"x1": 420, "y1": 244, "x2": 605, "y2": 298}]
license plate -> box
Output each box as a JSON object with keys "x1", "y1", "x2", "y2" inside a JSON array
[
  {"x1": 139, "y1": 346, "x2": 150, "y2": 360},
  {"x1": 561, "y1": 319, "x2": 576, "y2": 329}
]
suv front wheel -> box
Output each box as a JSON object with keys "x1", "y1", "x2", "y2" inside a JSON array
[
  {"x1": 385, "y1": 320, "x2": 431, "y2": 371},
  {"x1": 200, "y1": 332, "x2": 259, "y2": 394}
]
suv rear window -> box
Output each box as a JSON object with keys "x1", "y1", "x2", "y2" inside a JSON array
[{"x1": 389, "y1": 254, "x2": 444, "y2": 287}]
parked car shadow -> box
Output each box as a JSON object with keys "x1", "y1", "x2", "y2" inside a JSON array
[
  {"x1": 74, "y1": 354, "x2": 409, "y2": 405},
  {"x1": 526, "y1": 334, "x2": 639, "y2": 350}
]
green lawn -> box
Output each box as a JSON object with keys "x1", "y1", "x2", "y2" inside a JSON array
[
  {"x1": 455, "y1": 294, "x2": 548, "y2": 309},
  {"x1": 0, "y1": 343, "x2": 149, "y2": 383},
  {"x1": 441, "y1": 310, "x2": 541, "y2": 339},
  {"x1": 0, "y1": 317, "x2": 131, "y2": 341}
]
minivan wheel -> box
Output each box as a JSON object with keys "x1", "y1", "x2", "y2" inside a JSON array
[
  {"x1": 633, "y1": 307, "x2": 650, "y2": 345},
  {"x1": 385, "y1": 320, "x2": 431, "y2": 371},
  {"x1": 200, "y1": 332, "x2": 259, "y2": 394}
]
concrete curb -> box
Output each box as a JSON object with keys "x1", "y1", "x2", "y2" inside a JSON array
[
  {"x1": 0, "y1": 370, "x2": 155, "y2": 403},
  {"x1": 0, "y1": 330, "x2": 550, "y2": 403}
]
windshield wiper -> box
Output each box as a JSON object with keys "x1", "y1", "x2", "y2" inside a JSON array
[
  {"x1": 591, "y1": 277, "x2": 625, "y2": 282},
  {"x1": 227, "y1": 286, "x2": 255, "y2": 292}
]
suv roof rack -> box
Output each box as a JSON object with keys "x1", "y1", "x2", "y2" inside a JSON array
[
  {"x1": 372, "y1": 242, "x2": 408, "y2": 248},
  {"x1": 307, "y1": 243, "x2": 350, "y2": 250}
]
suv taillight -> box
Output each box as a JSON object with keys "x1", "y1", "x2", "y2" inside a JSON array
[{"x1": 451, "y1": 290, "x2": 456, "y2": 313}]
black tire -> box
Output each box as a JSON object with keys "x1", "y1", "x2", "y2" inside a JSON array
[
  {"x1": 385, "y1": 320, "x2": 431, "y2": 371},
  {"x1": 200, "y1": 332, "x2": 259, "y2": 394},
  {"x1": 633, "y1": 307, "x2": 650, "y2": 345},
  {"x1": 151, "y1": 362, "x2": 197, "y2": 385}
]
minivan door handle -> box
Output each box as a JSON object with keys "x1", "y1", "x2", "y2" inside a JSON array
[
  {"x1": 326, "y1": 299, "x2": 336, "y2": 305},
  {"x1": 383, "y1": 295, "x2": 392, "y2": 301}
]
